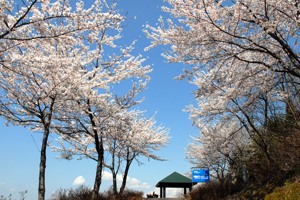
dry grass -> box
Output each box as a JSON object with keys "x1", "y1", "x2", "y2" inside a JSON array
[{"x1": 265, "y1": 176, "x2": 300, "y2": 200}]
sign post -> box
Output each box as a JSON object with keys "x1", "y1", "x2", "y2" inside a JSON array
[{"x1": 192, "y1": 168, "x2": 210, "y2": 183}]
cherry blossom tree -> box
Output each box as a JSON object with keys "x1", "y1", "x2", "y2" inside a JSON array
[
  {"x1": 0, "y1": 1, "x2": 149, "y2": 199},
  {"x1": 0, "y1": 43, "x2": 84, "y2": 200},
  {"x1": 52, "y1": 107, "x2": 170, "y2": 197},
  {"x1": 51, "y1": 51, "x2": 151, "y2": 199},
  {"x1": 186, "y1": 120, "x2": 250, "y2": 184},
  {"x1": 106, "y1": 111, "x2": 169, "y2": 195},
  {"x1": 145, "y1": 0, "x2": 300, "y2": 173}
]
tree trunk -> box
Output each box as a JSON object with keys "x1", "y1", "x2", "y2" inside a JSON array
[
  {"x1": 110, "y1": 140, "x2": 118, "y2": 195},
  {"x1": 91, "y1": 132, "x2": 104, "y2": 200},
  {"x1": 119, "y1": 158, "x2": 132, "y2": 195},
  {"x1": 112, "y1": 171, "x2": 118, "y2": 195},
  {"x1": 92, "y1": 157, "x2": 103, "y2": 200},
  {"x1": 87, "y1": 100, "x2": 104, "y2": 200},
  {"x1": 38, "y1": 128, "x2": 50, "y2": 200}
]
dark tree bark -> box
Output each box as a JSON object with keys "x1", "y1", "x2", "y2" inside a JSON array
[
  {"x1": 119, "y1": 148, "x2": 134, "y2": 195},
  {"x1": 92, "y1": 154, "x2": 103, "y2": 200},
  {"x1": 91, "y1": 134, "x2": 104, "y2": 200},
  {"x1": 38, "y1": 127, "x2": 50, "y2": 200}
]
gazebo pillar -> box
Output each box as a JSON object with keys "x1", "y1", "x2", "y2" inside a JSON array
[
  {"x1": 159, "y1": 187, "x2": 162, "y2": 198},
  {"x1": 160, "y1": 187, "x2": 166, "y2": 198}
]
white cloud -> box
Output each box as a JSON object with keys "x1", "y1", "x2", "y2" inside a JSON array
[
  {"x1": 102, "y1": 171, "x2": 151, "y2": 190},
  {"x1": 126, "y1": 176, "x2": 151, "y2": 190},
  {"x1": 102, "y1": 171, "x2": 113, "y2": 181},
  {"x1": 73, "y1": 176, "x2": 86, "y2": 186},
  {"x1": 167, "y1": 188, "x2": 184, "y2": 197}
]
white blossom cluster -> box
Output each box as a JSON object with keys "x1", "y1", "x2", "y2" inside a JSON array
[
  {"x1": 0, "y1": 1, "x2": 170, "y2": 199},
  {"x1": 145, "y1": 0, "x2": 300, "y2": 178}
]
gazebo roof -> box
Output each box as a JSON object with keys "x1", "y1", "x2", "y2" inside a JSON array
[{"x1": 156, "y1": 171, "x2": 193, "y2": 188}]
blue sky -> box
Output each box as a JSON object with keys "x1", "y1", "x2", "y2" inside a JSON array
[{"x1": 0, "y1": 0, "x2": 198, "y2": 199}]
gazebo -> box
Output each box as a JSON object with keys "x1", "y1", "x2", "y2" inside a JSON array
[{"x1": 156, "y1": 171, "x2": 193, "y2": 198}]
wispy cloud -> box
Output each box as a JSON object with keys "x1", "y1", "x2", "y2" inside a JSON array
[{"x1": 73, "y1": 176, "x2": 86, "y2": 186}]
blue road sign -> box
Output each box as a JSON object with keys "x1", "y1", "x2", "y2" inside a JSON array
[{"x1": 192, "y1": 169, "x2": 210, "y2": 183}]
